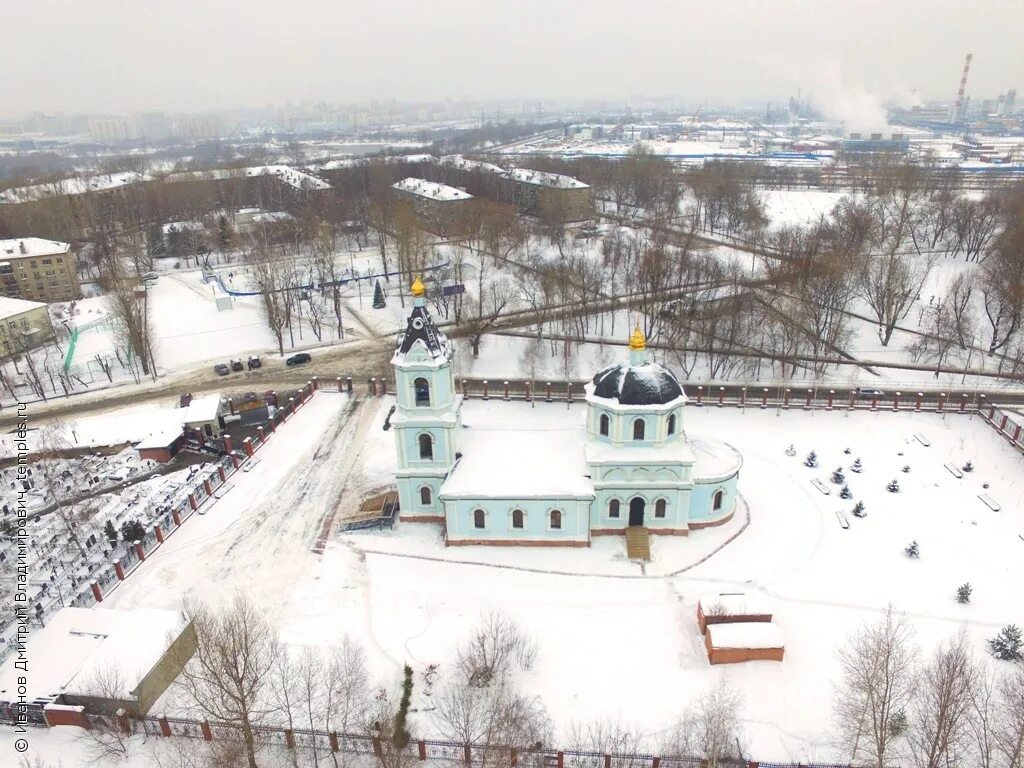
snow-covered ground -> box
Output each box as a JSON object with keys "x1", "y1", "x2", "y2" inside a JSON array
[{"x1": 62, "y1": 393, "x2": 1024, "y2": 763}]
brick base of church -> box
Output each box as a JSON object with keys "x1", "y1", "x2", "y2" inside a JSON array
[
  {"x1": 399, "y1": 515, "x2": 446, "y2": 523},
  {"x1": 446, "y1": 538, "x2": 589, "y2": 547},
  {"x1": 689, "y1": 507, "x2": 736, "y2": 529}
]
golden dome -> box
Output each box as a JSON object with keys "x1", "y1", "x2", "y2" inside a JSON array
[
  {"x1": 629, "y1": 325, "x2": 646, "y2": 351},
  {"x1": 410, "y1": 276, "x2": 425, "y2": 297}
]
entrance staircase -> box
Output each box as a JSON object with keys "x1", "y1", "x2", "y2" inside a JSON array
[{"x1": 625, "y1": 526, "x2": 651, "y2": 561}]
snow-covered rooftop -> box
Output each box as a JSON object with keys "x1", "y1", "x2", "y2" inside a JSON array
[
  {"x1": 441, "y1": 428, "x2": 593, "y2": 499},
  {"x1": 507, "y1": 167, "x2": 590, "y2": 189},
  {"x1": 392, "y1": 177, "x2": 473, "y2": 202},
  {"x1": 165, "y1": 165, "x2": 332, "y2": 191},
  {"x1": 0, "y1": 237, "x2": 71, "y2": 259},
  {"x1": 0, "y1": 606, "x2": 188, "y2": 703},
  {"x1": 183, "y1": 394, "x2": 223, "y2": 424},
  {"x1": 162, "y1": 221, "x2": 205, "y2": 235},
  {"x1": 0, "y1": 295, "x2": 47, "y2": 319},
  {"x1": 706, "y1": 621, "x2": 784, "y2": 650},
  {"x1": 440, "y1": 155, "x2": 507, "y2": 175},
  {"x1": 0, "y1": 172, "x2": 148, "y2": 204}
]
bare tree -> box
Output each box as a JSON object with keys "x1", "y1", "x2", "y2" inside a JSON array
[
  {"x1": 979, "y1": 225, "x2": 1024, "y2": 354},
  {"x1": 245, "y1": 244, "x2": 291, "y2": 356},
  {"x1": 565, "y1": 718, "x2": 647, "y2": 768},
  {"x1": 832, "y1": 605, "x2": 918, "y2": 768},
  {"x1": 325, "y1": 637, "x2": 372, "y2": 767},
  {"x1": 455, "y1": 611, "x2": 537, "y2": 687},
  {"x1": 75, "y1": 664, "x2": 133, "y2": 763},
  {"x1": 857, "y1": 252, "x2": 936, "y2": 347},
  {"x1": 994, "y1": 665, "x2": 1024, "y2": 768},
  {"x1": 175, "y1": 593, "x2": 281, "y2": 768},
  {"x1": 661, "y1": 679, "x2": 745, "y2": 768},
  {"x1": 907, "y1": 629, "x2": 977, "y2": 768}
]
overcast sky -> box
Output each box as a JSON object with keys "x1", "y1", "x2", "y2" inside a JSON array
[{"x1": 4, "y1": 0, "x2": 1023, "y2": 124}]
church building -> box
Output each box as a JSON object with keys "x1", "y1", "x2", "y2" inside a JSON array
[{"x1": 391, "y1": 278, "x2": 741, "y2": 547}]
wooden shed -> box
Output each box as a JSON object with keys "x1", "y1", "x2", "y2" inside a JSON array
[{"x1": 705, "y1": 621, "x2": 785, "y2": 665}]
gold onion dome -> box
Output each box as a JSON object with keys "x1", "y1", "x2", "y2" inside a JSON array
[
  {"x1": 629, "y1": 325, "x2": 646, "y2": 351},
  {"x1": 410, "y1": 276, "x2": 425, "y2": 297}
]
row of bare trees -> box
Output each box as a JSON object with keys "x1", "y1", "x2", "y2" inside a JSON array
[{"x1": 834, "y1": 606, "x2": 1024, "y2": 768}]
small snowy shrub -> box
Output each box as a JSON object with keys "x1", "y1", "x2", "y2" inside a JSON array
[
  {"x1": 956, "y1": 583, "x2": 972, "y2": 604},
  {"x1": 887, "y1": 479, "x2": 900, "y2": 493},
  {"x1": 804, "y1": 451, "x2": 818, "y2": 468},
  {"x1": 850, "y1": 458, "x2": 863, "y2": 473},
  {"x1": 905, "y1": 540, "x2": 919, "y2": 558},
  {"x1": 831, "y1": 467, "x2": 845, "y2": 484},
  {"x1": 962, "y1": 461, "x2": 974, "y2": 473},
  {"x1": 839, "y1": 485, "x2": 852, "y2": 500},
  {"x1": 851, "y1": 501, "x2": 866, "y2": 517}
]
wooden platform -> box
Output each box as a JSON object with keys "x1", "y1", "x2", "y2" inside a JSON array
[{"x1": 625, "y1": 526, "x2": 651, "y2": 561}]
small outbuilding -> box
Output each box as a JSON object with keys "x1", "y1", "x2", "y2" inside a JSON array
[
  {"x1": 136, "y1": 422, "x2": 186, "y2": 463},
  {"x1": 183, "y1": 393, "x2": 226, "y2": 438},
  {"x1": 0, "y1": 606, "x2": 196, "y2": 725},
  {"x1": 705, "y1": 621, "x2": 785, "y2": 665},
  {"x1": 697, "y1": 593, "x2": 772, "y2": 634}
]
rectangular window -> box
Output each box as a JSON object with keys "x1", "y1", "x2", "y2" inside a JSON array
[{"x1": 42, "y1": 259, "x2": 52, "y2": 265}]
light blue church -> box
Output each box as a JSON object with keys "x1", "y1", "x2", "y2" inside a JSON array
[{"x1": 392, "y1": 278, "x2": 741, "y2": 548}]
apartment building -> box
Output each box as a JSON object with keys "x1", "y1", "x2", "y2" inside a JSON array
[
  {"x1": 0, "y1": 238, "x2": 80, "y2": 302},
  {"x1": 0, "y1": 296, "x2": 54, "y2": 356}
]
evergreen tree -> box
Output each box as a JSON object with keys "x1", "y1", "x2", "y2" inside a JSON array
[
  {"x1": 887, "y1": 479, "x2": 900, "y2": 493},
  {"x1": 988, "y1": 625, "x2": 1023, "y2": 661},
  {"x1": 373, "y1": 279, "x2": 387, "y2": 309},
  {"x1": 905, "y1": 540, "x2": 919, "y2": 558},
  {"x1": 901, "y1": 464, "x2": 911, "y2": 473},
  {"x1": 956, "y1": 583, "x2": 972, "y2": 604},
  {"x1": 850, "y1": 458, "x2": 863, "y2": 473},
  {"x1": 147, "y1": 224, "x2": 167, "y2": 259},
  {"x1": 784, "y1": 444, "x2": 796, "y2": 457},
  {"x1": 120, "y1": 518, "x2": 145, "y2": 543},
  {"x1": 804, "y1": 451, "x2": 818, "y2": 468},
  {"x1": 839, "y1": 485, "x2": 852, "y2": 499},
  {"x1": 217, "y1": 214, "x2": 233, "y2": 250},
  {"x1": 831, "y1": 467, "x2": 845, "y2": 484},
  {"x1": 103, "y1": 519, "x2": 118, "y2": 546},
  {"x1": 392, "y1": 664, "x2": 414, "y2": 748},
  {"x1": 843, "y1": 447, "x2": 852, "y2": 455},
  {"x1": 851, "y1": 501, "x2": 866, "y2": 517},
  {"x1": 962, "y1": 460, "x2": 974, "y2": 473}
]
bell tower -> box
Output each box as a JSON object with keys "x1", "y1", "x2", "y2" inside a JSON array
[{"x1": 391, "y1": 277, "x2": 462, "y2": 521}]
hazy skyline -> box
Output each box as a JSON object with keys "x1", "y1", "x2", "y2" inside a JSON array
[{"x1": 4, "y1": 0, "x2": 1024, "y2": 129}]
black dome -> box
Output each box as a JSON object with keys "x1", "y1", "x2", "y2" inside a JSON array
[{"x1": 592, "y1": 361, "x2": 684, "y2": 406}]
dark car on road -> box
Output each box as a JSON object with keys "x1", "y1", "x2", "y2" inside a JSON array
[
  {"x1": 230, "y1": 359, "x2": 244, "y2": 372},
  {"x1": 854, "y1": 386, "x2": 885, "y2": 399},
  {"x1": 286, "y1": 353, "x2": 312, "y2": 367},
  {"x1": 214, "y1": 363, "x2": 230, "y2": 376},
  {"x1": 247, "y1": 355, "x2": 262, "y2": 370}
]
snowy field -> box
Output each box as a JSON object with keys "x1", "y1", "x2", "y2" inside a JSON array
[{"x1": 61, "y1": 394, "x2": 1024, "y2": 763}]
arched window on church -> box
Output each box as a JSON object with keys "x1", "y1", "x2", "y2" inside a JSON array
[
  {"x1": 633, "y1": 419, "x2": 645, "y2": 441},
  {"x1": 599, "y1": 413, "x2": 610, "y2": 436},
  {"x1": 511, "y1": 509, "x2": 524, "y2": 529},
  {"x1": 419, "y1": 486, "x2": 432, "y2": 505},
  {"x1": 549, "y1": 509, "x2": 563, "y2": 530},
  {"x1": 655, "y1": 499, "x2": 667, "y2": 518},
  {"x1": 667, "y1": 413, "x2": 676, "y2": 436},
  {"x1": 608, "y1": 499, "x2": 620, "y2": 518},
  {"x1": 418, "y1": 433, "x2": 433, "y2": 460},
  {"x1": 414, "y1": 377, "x2": 430, "y2": 407},
  {"x1": 473, "y1": 509, "x2": 486, "y2": 529},
  {"x1": 713, "y1": 490, "x2": 724, "y2": 512}
]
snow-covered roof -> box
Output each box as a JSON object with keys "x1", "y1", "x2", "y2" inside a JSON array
[
  {"x1": 392, "y1": 177, "x2": 473, "y2": 202},
  {"x1": 251, "y1": 211, "x2": 294, "y2": 224},
  {"x1": 183, "y1": 394, "x2": 223, "y2": 424},
  {"x1": 699, "y1": 593, "x2": 771, "y2": 618},
  {"x1": 589, "y1": 360, "x2": 687, "y2": 408},
  {"x1": 440, "y1": 155, "x2": 507, "y2": 175},
  {"x1": 706, "y1": 621, "x2": 784, "y2": 650},
  {"x1": 0, "y1": 172, "x2": 148, "y2": 204},
  {"x1": 165, "y1": 165, "x2": 332, "y2": 191},
  {"x1": 690, "y1": 438, "x2": 743, "y2": 480},
  {"x1": 584, "y1": 438, "x2": 695, "y2": 466},
  {"x1": 136, "y1": 421, "x2": 185, "y2": 450},
  {"x1": 0, "y1": 295, "x2": 47, "y2": 319},
  {"x1": 0, "y1": 237, "x2": 71, "y2": 259},
  {"x1": 508, "y1": 167, "x2": 589, "y2": 189},
  {"x1": 0, "y1": 606, "x2": 188, "y2": 703},
  {"x1": 442, "y1": 428, "x2": 593, "y2": 499},
  {"x1": 162, "y1": 220, "x2": 205, "y2": 235}
]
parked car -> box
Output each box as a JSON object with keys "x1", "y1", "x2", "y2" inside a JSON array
[
  {"x1": 247, "y1": 355, "x2": 262, "y2": 370},
  {"x1": 230, "y1": 359, "x2": 244, "y2": 372},
  {"x1": 242, "y1": 391, "x2": 259, "y2": 404},
  {"x1": 854, "y1": 386, "x2": 884, "y2": 399},
  {"x1": 286, "y1": 352, "x2": 312, "y2": 367},
  {"x1": 214, "y1": 363, "x2": 230, "y2": 376}
]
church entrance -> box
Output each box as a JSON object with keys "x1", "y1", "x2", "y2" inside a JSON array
[{"x1": 628, "y1": 497, "x2": 645, "y2": 526}]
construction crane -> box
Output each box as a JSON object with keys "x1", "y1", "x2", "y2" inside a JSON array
[{"x1": 952, "y1": 53, "x2": 973, "y2": 124}]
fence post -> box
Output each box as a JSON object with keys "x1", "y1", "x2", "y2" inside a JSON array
[
  {"x1": 604, "y1": 754, "x2": 612, "y2": 768},
  {"x1": 417, "y1": 740, "x2": 426, "y2": 760},
  {"x1": 91, "y1": 581, "x2": 103, "y2": 603},
  {"x1": 893, "y1": 391, "x2": 901, "y2": 411},
  {"x1": 188, "y1": 493, "x2": 198, "y2": 511},
  {"x1": 114, "y1": 560, "x2": 126, "y2": 580},
  {"x1": 915, "y1": 392, "x2": 923, "y2": 411},
  {"x1": 482, "y1": 380, "x2": 489, "y2": 400},
  {"x1": 525, "y1": 381, "x2": 532, "y2": 402},
  {"x1": 158, "y1": 714, "x2": 171, "y2": 737},
  {"x1": 871, "y1": 393, "x2": 878, "y2": 410},
  {"x1": 960, "y1": 393, "x2": 968, "y2": 413},
  {"x1": 740, "y1": 386, "x2": 746, "y2": 407},
  {"x1": 805, "y1": 388, "x2": 812, "y2": 409},
  {"x1": 503, "y1": 381, "x2": 510, "y2": 400},
  {"x1": 116, "y1": 708, "x2": 131, "y2": 736},
  {"x1": 218, "y1": 466, "x2": 227, "y2": 483},
  {"x1": 557, "y1": 751, "x2": 564, "y2": 768},
  {"x1": 783, "y1": 388, "x2": 790, "y2": 409},
  {"x1": 331, "y1": 732, "x2": 340, "y2": 752},
  {"x1": 372, "y1": 737, "x2": 382, "y2": 756},
  {"x1": 761, "y1": 387, "x2": 768, "y2": 408},
  {"x1": 696, "y1": 385, "x2": 704, "y2": 405},
  {"x1": 201, "y1": 721, "x2": 213, "y2": 741},
  {"x1": 567, "y1": 382, "x2": 573, "y2": 403},
  {"x1": 827, "y1": 389, "x2": 834, "y2": 409},
  {"x1": 133, "y1": 541, "x2": 146, "y2": 562},
  {"x1": 461, "y1": 379, "x2": 467, "y2": 397},
  {"x1": 464, "y1": 744, "x2": 472, "y2": 763},
  {"x1": 369, "y1": 377, "x2": 376, "y2": 397},
  {"x1": 546, "y1": 382, "x2": 552, "y2": 402},
  {"x1": 203, "y1": 478, "x2": 213, "y2": 496},
  {"x1": 653, "y1": 758, "x2": 661, "y2": 768},
  {"x1": 1014, "y1": 424, "x2": 1022, "y2": 444},
  {"x1": 172, "y1": 509, "x2": 182, "y2": 526},
  {"x1": 231, "y1": 455, "x2": 240, "y2": 470},
  {"x1": 1000, "y1": 414, "x2": 1008, "y2": 432},
  {"x1": 285, "y1": 729, "x2": 295, "y2": 749},
  {"x1": 938, "y1": 392, "x2": 946, "y2": 412},
  {"x1": 347, "y1": 377, "x2": 353, "y2": 395},
  {"x1": 337, "y1": 377, "x2": 343, "y2": 393},
  {"x1": 154, "y1": 524, "x2": 164, "y2": 544}
]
